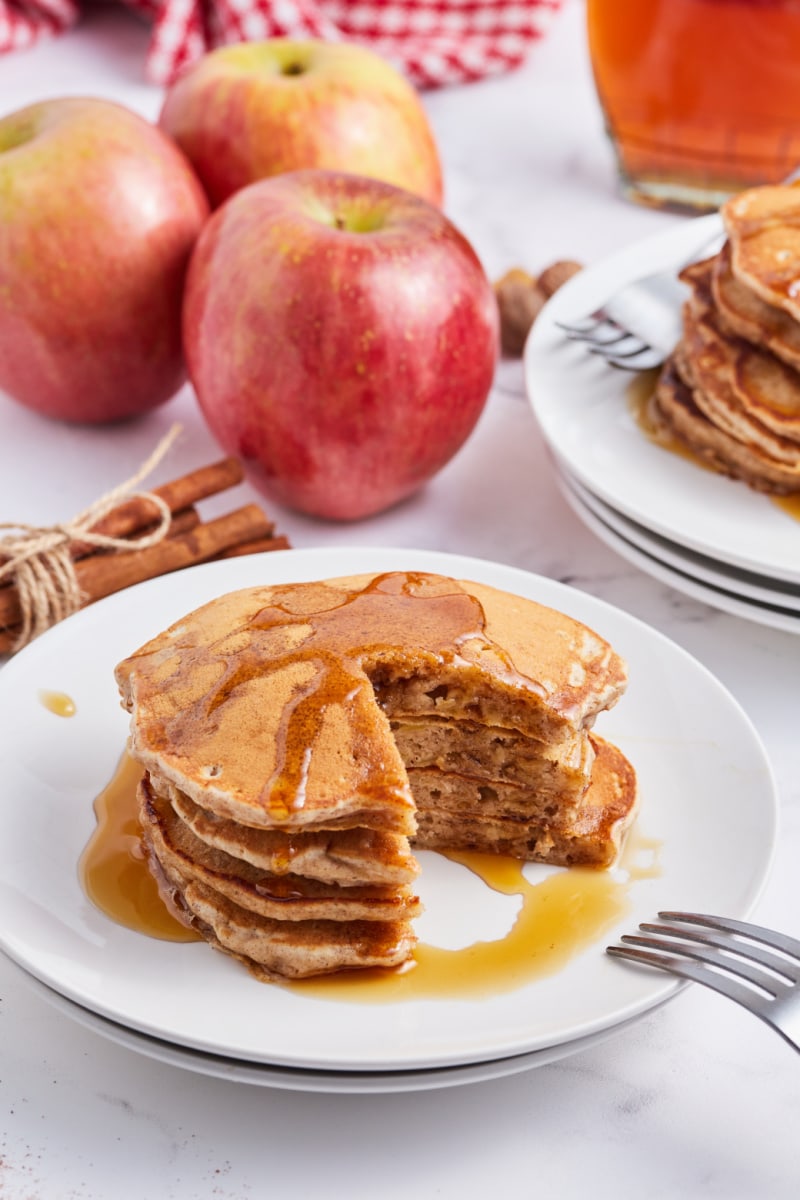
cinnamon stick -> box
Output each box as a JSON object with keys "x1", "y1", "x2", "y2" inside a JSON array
[
  {"x1": 66, "y1": 457, "x2": 244, "y2": 559},
  {"x1": 156, "y1": 506, "x2": 201, "y2": 540},
  {"x1": 216, "y1": 534, "x2": 291, "y2": 559},
  {"x1": 0, "y1": 458, "x2": 245, "y2": 569},
  {"x1": 105, "y1": 504, "x2": 201, "y2": 548},
  {"x1": 0, "y1": 505, "x2": 272, "y2": 633}
]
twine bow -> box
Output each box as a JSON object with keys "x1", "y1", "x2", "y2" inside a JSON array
[{"x1": 0, "y1": 425, "x2": 182, "y2": 653}]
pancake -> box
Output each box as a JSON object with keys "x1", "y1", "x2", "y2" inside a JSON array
[
  {"x1": 711, "y1": 242, "x2": 800, "y2": 372},
  {"x1": 679, "y1": 259, "x2": 800, "y2": 451},
  {"x1": 162, "y1": 875, "x2": 417, "y2": 981},
  {"x1": 723, "y1": 185, "x2": 800, "y2": 322},
  {"x1": 389, "y1": 716, "x2": 594, "y2": 802},
  {"x1": 117, "y1": 570, "x2": 636, "y2": 982},
  {"x1": 169, "y1": 787, "x2": 419, "y2": 887},
  {"x1": 406, "y1": 768, "x2": 579, "y2": 824},
  {"x1": 412, "y1": 736, "x2": 637, "y2": 869},
  {"x1": 651, "y1": 356, "x2": 800, "y2": 492},
  {"x1": 140, "y1": 777, "x2": 422, "y2": 923}
]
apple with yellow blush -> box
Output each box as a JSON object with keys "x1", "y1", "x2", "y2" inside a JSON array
[
  {"x1": 0, "y1": 97, "x2": 209, "y2": 423},
  {"x1": 159, "y1": 39, "x2": 443, "y2": 209}
]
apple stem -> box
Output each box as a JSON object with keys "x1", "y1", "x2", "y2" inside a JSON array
[{"x1": 334, "y1": 215, "x2": 347, "y2": 231}]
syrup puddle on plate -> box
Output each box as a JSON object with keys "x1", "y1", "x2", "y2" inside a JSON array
[
  {"x1": 79, "y1": 753, "x2": 199, "y2": 943},
  {"x1": 80, "y1": 752, "x2": 660, "y2": 1000},
  {"x1": 38, "y1": 690, "x2": 77, "y2": 718}
]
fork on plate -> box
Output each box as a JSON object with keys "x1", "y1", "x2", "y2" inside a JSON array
[
  {"x1": 556, "y1": 226, "x2": 723, "y2": 370},
  {"x1": 560, "y1": 167, "x2": 800, "y2": 369},
  {"x1": 607, "y1": 911, "x2": 800, "y2": 1053}
]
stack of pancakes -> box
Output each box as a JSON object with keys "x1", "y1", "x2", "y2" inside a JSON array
[
  {"x1": 115, "y1": 571, "x2": 637, "y2": 982},
  {"x1": 652, "y1": 184, "x2": 800, "y2": 493}
]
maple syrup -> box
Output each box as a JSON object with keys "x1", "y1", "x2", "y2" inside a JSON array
[
  {"x1": 588, "y1": 0, "x2": 800, "y2": 211},
  {"x1": 38, "y1": 690, "x2": 76, "y2": 718},
  {"x1": 79, "y1": 753, "x2": 199, "y2": 943},
  {"x1": 291, "y1": 851, "x2": 633, "y2": 1003},
  {"x1": 627, "y1": 369, "x2": 714, "y2": 473},
  {"x1": 772, "y1": 493, "x2": 800, "y2": 522},
  {"x1": 81, "y1": 751, "x2": 655, "y2": 999}
]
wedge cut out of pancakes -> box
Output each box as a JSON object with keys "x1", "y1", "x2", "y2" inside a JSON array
[
  {"x1": 652, "y1": 185, "x2": 800, "y2": 493},
  {"x1": 115, "y1": 571, "x2": 637, "y2": 982}
]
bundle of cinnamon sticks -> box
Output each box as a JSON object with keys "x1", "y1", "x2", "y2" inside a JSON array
[{"x1": 0, "y1": 457, "x2": 290, "y2": 654}]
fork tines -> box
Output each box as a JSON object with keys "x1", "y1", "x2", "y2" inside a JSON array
[
  {"x1": 607, "y1": 911, "x2": 800, "y2": 1012},
  {"x1": 656, "y1": 911, "x2": 800, "y2": 966},
  {"x1": 555, "y1": 317, "x2": 664, "y2": 370}
]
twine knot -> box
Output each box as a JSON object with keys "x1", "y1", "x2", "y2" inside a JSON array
[{"x1": 0, "y1": 425, "x2": 182, "y2": 653}]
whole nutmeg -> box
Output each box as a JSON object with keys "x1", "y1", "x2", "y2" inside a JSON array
[
  {"x1": 537, "y1": 260, "x2": 583, "y2": 298},
  {"x1": 494, "y1": 260, "x2": 583, "y2": 357},
  {"x1": 494, "y1": 268, "x2": 547, "y2": 356}
]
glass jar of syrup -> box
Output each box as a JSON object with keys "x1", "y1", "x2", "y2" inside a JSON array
[{"x1": 587, "y1": 0, "x2": 800, "y2": 211}]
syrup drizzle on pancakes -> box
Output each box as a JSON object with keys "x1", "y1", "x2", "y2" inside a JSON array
[{"x1": 168, "y1": 572, "x2": 531, "y2": 821}]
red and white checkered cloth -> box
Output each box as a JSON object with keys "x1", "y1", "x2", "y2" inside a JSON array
[
  {"x1": 0, "y1": 0, "x2": 78, "y2": 53},
  {"x1": 0, "y1": 0, "x2": 562, "y2": 89}
]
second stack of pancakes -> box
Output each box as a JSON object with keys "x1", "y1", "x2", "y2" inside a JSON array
[{"x1": 652, "y1": 184, "x2": 800, "y2": 494}]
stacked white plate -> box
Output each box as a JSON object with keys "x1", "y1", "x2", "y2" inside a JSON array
[
  {"x1": 525, "y1": 216, "x2": 800, "y2": 634},
  {"x1": 0, "y1": 548, "x2": 776, "y2": 1092}
]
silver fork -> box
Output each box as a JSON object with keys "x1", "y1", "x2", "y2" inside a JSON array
[
  {"x1": 607, "y1": 911, "x2": 800, "y2": 1053},
  {"x1": 560, "y1": 167, "x2": 800, "y2": 369},
  {"x1": 556, "y1": 225, "x2": 724, "y2": 370}
]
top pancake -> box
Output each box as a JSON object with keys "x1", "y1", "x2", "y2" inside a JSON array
[
  {"x1": 115, "y1": 571, "x2": 627, "y2": 835},
  {"x1": 711, "y1": 242, "x2": 800, "y2": 371},
  {"x1": 723, "y1": 185, "x2": 800, "y2": 322}
]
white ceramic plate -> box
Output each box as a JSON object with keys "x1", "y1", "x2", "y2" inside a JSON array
[
  {"x1": 0, "y1": 547, "x2": 777, "y2": 1071},
  {"x1": 560, "y1": 462, "x2": 800, "y2": 615},
  {"x1": 524, "y1": 213, "x2": 800, "y2": 584},
  {"x1": 557, "y1": 470, "x2": 800, "y2": 634},
  {"x1": 16, "y1": 961, "x2": 658, "y2": 1094}
]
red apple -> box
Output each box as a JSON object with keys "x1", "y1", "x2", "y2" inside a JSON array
[
  {"x1": 184, "y1": 169, "x2": 498, "y2": 520},
  {"x1": 0, "y1": 98, "x2": 209, "y2": 424},
  {"x1": 159, "y1": 40, "x2": 443, "y2": 209}
]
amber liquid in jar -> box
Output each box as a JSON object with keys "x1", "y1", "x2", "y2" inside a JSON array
[{"x1": 587, "y1": 0, "x2": 800, "y2": 211}]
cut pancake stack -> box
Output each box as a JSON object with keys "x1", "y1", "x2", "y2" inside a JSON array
[
  {"x1": 652, "y1": 184, "x2": 800, "y2": 493},
  {"x1": 115, "y1": 571, "x2": 637, "y2": 982}
]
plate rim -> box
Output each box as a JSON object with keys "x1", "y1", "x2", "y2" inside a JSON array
[
  {"x1": 561, "y1": 463, "x2": 800, "y2": 614},
  {"x1": 556, "y1": 471, "x2": 800, "y2": 633},
  {"x1": 11, "y1": 957, "x2": 664, "y2": 1094}
]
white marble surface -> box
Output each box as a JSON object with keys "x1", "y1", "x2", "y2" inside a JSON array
[{"x1": 1, "y1": 3, "x2": 799, "y2": 1197}]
